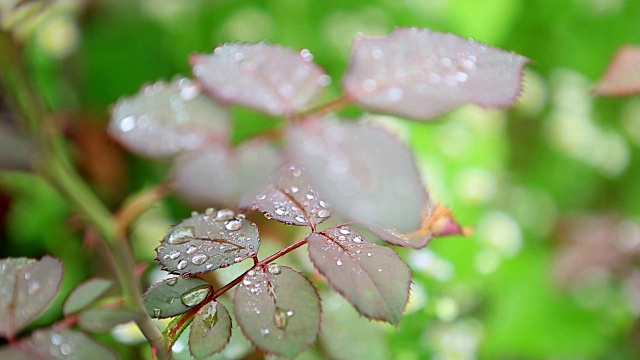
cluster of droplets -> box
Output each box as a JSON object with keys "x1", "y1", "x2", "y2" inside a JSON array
[
  {"x1": 32, "y1": 330, "x2": 74, "y2": 358},
  {"x1": 316, "y1": 226, "x2": 376, "y2": 271}
]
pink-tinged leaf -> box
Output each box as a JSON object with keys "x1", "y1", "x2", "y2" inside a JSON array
[
  {"x1": 191, "y1": 43, "x2": 330, "y2": 117},
  {"x1": 189, "y1": 300, "x2": 232, "y2": 359},
  {"x1": 287, "y1": 118, "x2": 432, "y2": 233},
  {"x1": 343, "y1": 28, "x2": 529, "y2": 120},
  {"x1": 109, "y1": 78, "x2": 229, "y2": 158},
  {"x1": 173, "y1": 140, "x2": 282, "y2": 208},
  {"x1": 143, "y1": 277, "x2": 211, "y2": 319},
  {"x1": 234, "y1": 265, "x2": 320, "y2": 358},
  {"x1": 593, "y1": 45, "x2": 640, "y2": 97},
  {"x1": 0, "y1": 256, "x2": 63, "y2": 338},
  {"x1": 63, "y1": 278, "x2": 113, "y2": 316},
  {"x1": 307, "y1": 226, "x2": 411, "y2": 325},
  {"x1": 19, "y1": 327, "x2": 116, "y2": 359},
  {"x1": 240, "y1": 164, "x2": 332, "y2": 227},
  {"x1": 155, "y1": 210, "x2": 260, "y2": 276}
]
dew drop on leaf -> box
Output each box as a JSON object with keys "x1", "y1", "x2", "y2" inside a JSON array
[
  {"x1": 203, "y1": 302, "x2": 219, "y2": 328},
  {"x1": 176, "y1": 260, "x2": 188, "y2": 270},
  {"x1": 168, "y1": 226, "x2": 195, "y2": 245},
  {"x1": 274, "y1": 307, "x2": 289, "y2": 330},
  {"x1": 191, "y1": 254, "x2": 209, "y2": 265},
  {"x1": 180, "y1": 286, "x2": 211, "y2": 307},
  {"x1": 216, "y1": 209, "x2": 235, "y2": 221},
  {"x1": 166, "y1": 278, "x2": 178, "y2": 286},
  {"x1": 267, "y1": 264, "x2": 281, "y2": 275}
]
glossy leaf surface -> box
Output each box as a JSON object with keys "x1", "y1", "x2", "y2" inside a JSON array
[
  {"x1": 109, "y1": 78, "x2": 229, "y2": 158},
  {"x1": 593, "y1": 45, "x2": 640, "y2": 97},
  {"x1": 78, "y1": 309, "x2": 143, "y2": 333},
  {"x1": 0, "y1": 256, "x2": 63, "y2": 338},
  {"x1": 63, "y1": 278, "x2": 113, "y2": 316},
  {"x1": 143, "y1": 277, "x2": 211, "y2": 318},
  {"x1": 287, "y1": 118, "x2": 431, "y2": 233},
  {"x1": 173, "y1": 140, "x2": 282, "y2": 208},
  {"x1": 189, "y1": 301, "x2": 232, "y2": 359},
  {"x1": 155, "y1": 210, "x2": 260, "y2": 275},
  {"x1": 307, "y1": 226, "x2": 411, "y2": 325},
  {"x1": 234, "y1": 265, "x2": 320, "y2": 358},
  {"x1": 343, "y1": 28, "x2": 528, "y2": 120},
  {"x1": 192, "y1": 43, "x2": 329, "y2": 116},
  {"x1": 240, "y1": 164, "x2": 332, "y2": 227},
  {"x1": 20, "y1": 327, "x2": 115, "y2": 359}
]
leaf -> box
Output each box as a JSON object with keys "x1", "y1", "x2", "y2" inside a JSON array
[
  {"x1": 189, "y1": 300, "x2": 232, "y2": 359},
  {"x1": 593, "y1": 45, "x2": 640, "y2": 97},
  {"x1": 143, "y1": 276, "x2": 211, "y2": 318},
  {"x1": 240, "y1": 164, "x2": 332, "y2": 227},
  {"x1": 163, "y1": 311, "x2": 195, "y2": 353},
  {"x1": 109, "y1": 77, "x2": 230, "y2": 158},
  {"x1": 287, "y1": 118, "x2": 432, "y2": 233},
  {"x1": 343, "y1": 28, "x2": 529, "y2": 120},
  {"x1": 0, "y1": 256, "x2": 64, "y2": 338},
  {"x1": 78, "y1": 309, "x2": 143, "y2": 333},
  {"x1": 20, "y1": 327, "x2": 116, "y2": 359},
  {"x1": 234, "y1": 265, "x2": 320, "y2": 358},
  {"x1": 191, "y1": 43, "x2": 330, "y2": 116},
  {"x1": 173, "y1": 140, "x2": 282, "y2": 208},
  {"x1": 63, "y1": 278, "x2": 113, "y2": 316},
  {"x1": 306, "y1": 226, "x2": 411, "y2": 325},
  {"x1": 155, "y1": 210, "x2": 260, "y2": 275}
]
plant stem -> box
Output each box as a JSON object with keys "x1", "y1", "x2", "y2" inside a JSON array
[
  {"x1": 297, "y1": 94, "x2": 354, "y2": 120},
  {"x1": 115, "y1": 182, "x2": 174, "y2": 239}
]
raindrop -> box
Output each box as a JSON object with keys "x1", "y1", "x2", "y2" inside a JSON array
[
  {"x1": 243, "y1": 278, "x2": 252, "y2": 286},
  {"x1": 28, "y1": 282, "x2": 41, "y2": 295},
  {"x1": 319, "y1": 74, "x2": 332, "y2": 86},
  {"x1": 225, "y1": 219, "x2": 242, "y2": 231},
  {"x1": 166, "y1": 278, "x2": 178, "y2": 286},
  {"x1": 294, "y1": 215, "x2": 306, "y2": 223},
  {"x1": 205, "y1": 207, "x2": 216, "y2": 216},
  {"x1": 60, "y1": 344, "x2": 72, "y2": 356},
  {"x1": 274, "y1": 307, "x2": 289, "y2": 330},
  {"x1": 300, "y1": 49, "x2": 314, "y2": 61},
  {"x1": 203, "y1": 302, "x2": 219, "y2": 328},
  {"x1": 317, "y1": 209, "x2": 330, "y2": 218},
  {"x1": 192, "y1": 254, "x2": 208, "y2": 265},
  {"x1": 352, "y1": 236, "x2": 363, "y2": 243},
  {"x1": 180, "y1": 286, "x2": 210, "y2": 307},
  {"x1": 336, "y1": 260, "x2": 343, "y2": 266},
  {"x1": 274, "y1": 207, "x2": 286, "y2": 216},
  {"x1": 119, "y1": 116, "x2": 136, "y2": 132},
  {"x1": 153, "y1": 308, "x2": 162, "y2": 317},
  {"x1": 260, "y1": 328, "x2": 270, "y2": 335},
  {"x1": 168, "y1": 226, "x2": 195, "y2": 244},
  {"x1": 268, "y1": 264, "x2": 281, "y2": 275},
  {"x1": 387, "y1": 87, "x2": 404, "y2": 102},
  {"x1": 292, "y1": 168, "x2": 302, "y2": 177},
  {"x1": 177, "y1": 260, "x2": 188, "y2": 270},
  {"x1": 51, "y1": 333, "x2": 63, "y2": 346},
  {"x1": 234, "y1": 257, "x2": 244, "y2": 263},
  {"x1": 234, "y1": 52, "x2": 244, "y2": 62},
  {"x1": 186, "y1": 245, "x2": 198, "y2": 254},
  {"x1": 367, "y1": 252, "x2": 372, "y2": 257},
  {"x1": 179, "y1": 78, "x2": 201, "y2": 101},
  {"x1": 169, "y1": 251, "x2": 181, "y2": 260},
  {"x1": 286, "y1": 310, "x2": 294, "y2": 316},
  {"x1": 306, "y1": 193, "x2": 315, "y2": 200},
  {"x1": 216, "y1": 209, "x2": 235, "y2": 221},
  {"x1": 339, "y1": 227, "x2": 350, "y2": 235},
  {"x1": 256, "y1": 193, "x2": 267, "y2": 200},
  {"x1": 290, "y1": 186, "x2": 299, "y2": 193}
]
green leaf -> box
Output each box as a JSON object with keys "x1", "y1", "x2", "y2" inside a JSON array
[
  {"x1": 189, "y1": 300, "x2": 232, "y2": 359},
  {"x1": 163, "y1": 311, "x2": 195, "y2": 353},
  {"x1": 78, "y1": 309, "x2": 143, "y2": 333},
  {"x1": 143, "y1": 277, "x2": 211, "y2": 318},
  {"x1": 0, "y1": 256, "x2": 64, "y2": 338},
  {"x1": 234, "y1": 265, "x2": 320, "y2": 358},
  {"x1": 307, "y1": 226, "x2": 411, "y2": 325},
  {"x1": 63, "y1": 278, "x2": 113, "y2": 316},
  {"x1": 21, "y1": 327, "x2": 116, "y2": 359},
  {"x1": 155, "y1": 210, "x2": 260, "y2": 276}
]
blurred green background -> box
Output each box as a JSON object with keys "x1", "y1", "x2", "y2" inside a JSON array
[{"x1": 2, "y1": 0, "x2": 640, "y2": 359}]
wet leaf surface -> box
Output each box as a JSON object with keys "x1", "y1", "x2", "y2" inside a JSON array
[
  {"x1": 0, "y1": 256, "x2": 63, "y2": 338},
  {"x1": 192, "y1": 43, "x2": 329, "y2": 116},
  {"x1": 307, "y1": 226, "x2": 411, "y2": 325},
  {"x1": 143, "y1": 277, "x2": 211, "y2": 319},
  {"x1": 19, "y1": 327, "x2": 116, "y2": 359},
  {"x1": 240, "y1": 164, "x2": 332, "y2": 227},
  {"x1": 63, "y1": 278, "x2": 113, "y2": 316},
  {"x1": 78, "y1": 309, "x2": 143, "y2": 333},
  {"x1": 593, "y1": 45, "x2": 640, "y2": 97},
  {"x1": 173, "y1": 140, "x2": 282, "y2": 208},
  {"x1": 109, "y1": 78, "x2": 229, "y2": 158},
  {"x1": 234, "y1": 265, "x2": 320, "y2": 358},
  {"x1": 189, "y1": 300, "x2": 232, "y2": 359},
  {"x1": 287, "y1": 118, "x2": 431, "y2": 233},
  {"x1": 155, "y1": 210, "x2": 260, "y2": 275},
  {"x1": 343, "y1": 28, "x2": 528, "y2": 120}
]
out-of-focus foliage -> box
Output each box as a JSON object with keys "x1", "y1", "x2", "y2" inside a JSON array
[{"x1": 2, "y1": 0, "x2": 640, "y2": 359}]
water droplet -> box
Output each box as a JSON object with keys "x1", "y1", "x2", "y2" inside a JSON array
[
  {"x1": 339, "y1": 227, "x2": 350, "y2": 235},
  {"x1": 387, "y1": 87, "x2": 403, "y2": 102},
  {"x1": 192, "y1": 254, "x2": 208, "y2": 265},
  {"x1": 292, "y1": 168, "x2": 302, "y2": 177},
  {"x1": 216, "y1": 209, "x2": 235, "y2": 221},
  {"x1": 338, "y1": 235, "x2": 346, "y2": 241},
  {"x1": 51, "y1": 333, "x2": 63, "y2": 346},
  {"x1": 371, "y1": 48, "x2": 383, "y2": 59},
  {"x1": 169, "y1": 251, "x2": 181, "y2": 260},
  {"x1": 317, "y1": 209, "x2": 330, "y2": 218},
  {"x1": 378, "y1": 268, "x2": 383, "y2": 272},
  {"x1": 166, "y1": 277, "x2": 178, "y2": 286},
  {"x1": 179, "y1": 78, "x2": 201, "y2": 101},
  {"x1": 274, "y1": 207, "x2": 286, "y2": 216},
  {"x1": 274, "y1": 307, "x2": 289, "y2": 330},
  {"x1": 177, "y1": 260, "x2": 188, "y2": 270},
  {"x1": 336, "y1": 260, "x2": 343, "y2": 266},
  {"x1": 268, "y1": 264, "x2": 281, "y2": 275},
  {"x1": 60, "y1": 343, "x2": 72, "y2": 356},
  {"x1": 243, "y1": 278, "x2": 252, "y2": 286},
  {"x1": 153, "y1": 308, "x2": 162, "y2": 317},
  {"x1": 234, "y1": 52, "x2": 244, "y2": 62},
  {"x1": 300, "y1": 49, "x2": 313, "y2": 61},
  {"x1": 180, "y1": 286, "x2": 211, "y2": 307},
  {"x1": 168, "y1": 226, "x2": 195, "y2": 244},
  {"x1": 367, "y1": 252, "x2": 372, "y2": 257},
  {"x1": 260, "y1": 328, "x2": 270, "y2": 335},
  {"x1": 286, "y1": 310, "x2": 294, "y2": 316},
  {"x1": 225, "y1": 219, "x2": 242, "y2": 231},
  {"x1": 191, "y1": 211, "x2": 198, "y2": 217},
  {"x1": 205, "y1": 207, "x2": 216, "y2": 216},
  {"x1": 186, "y1": 245, "x2": 198, "y2": 254},
  {"x1": 294, "y1": 215, "x2": 306, "y2": 223},
  {"x1": 234, "y1": 257, "x2": 244, "y2": 263},
  {"x1": 247, "y1": 269, "x2": 256, "y2": 276},
  {"x1": 202, "y1": 302, "x2": 218, "y2": 328},
  {"x1": 306, "y1": 193, "x2": 315, "y2": 200},
  {"x1": 319, "y1": 74, "x2": 332, "y2": 86},
  {"x1": 290, "y1": 186, "x2": 299, "y2": 193},
  {"x1": 119, "y1": 116, "x2": 136, "y2": 132}
]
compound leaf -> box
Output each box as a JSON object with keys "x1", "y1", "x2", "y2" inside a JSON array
[
  {"x1": 343, "y1": 28, "x2": 529, "y2": 120},
  {"x1": 63, "y1": 278, "x2": 113, "y2": 316},
  {"x1": 189, "y1": 300, "x2": 232, "y2": 359},
  {"x1": 234, "y1": 265, "x2": 320, "y2": 358},
  {"x1": 0, "y1": 256, "x2": 63, "y2": 338},
  {"x1": 240, "y1": 164, "x2": 332, "y2": 227},
  {"x1": 307, "y1": 226, "x2": 411, "y2": 325},
  {"x1": 143, "y1": 277, "x2": 211, "y2": 319},
  {"x1": 109, "y1": 78, "x2": 229, "y2": 158},
  {"x1": 155, "y1": 210, "x2": 260, "y2": 276},
  {"x1": 593, "y1": 45, "x2": 640, "y2": 97}
]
